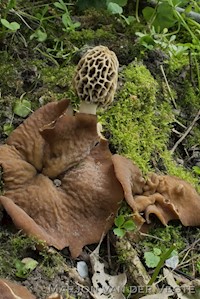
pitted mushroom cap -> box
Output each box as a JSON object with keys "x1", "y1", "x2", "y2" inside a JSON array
[{"x1": 73, "y1": 45, "x2": 119, "y2": 107}]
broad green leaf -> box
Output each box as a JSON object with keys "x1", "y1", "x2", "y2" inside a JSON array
[
  {"x1": 1, "y1": 19, "x2": 10, "y2": 28},
  {"x1": 3, "y1": 123, "x2": 14, "y2": 136},
  {"x1": 1, "y1": 19, "x2": 20, "y2": 31},
  {"x1": 9, "y1": 22, "x2": 20, "y2": 31},
  {"x1": 62, "y1": 13, "x2": 71, "y2": 28},
  {"x1": 143, "y1": 3, "x2": 177, "y2": 32},
  {"x1": 113, "y1": 227, "x2": 125, "y2": 237},
  {"x1": 154, "y1": 2, "x2": 177, "y2": 31},
  {"x1": 153, "y1": 248, "x2": 162, "y2": 256},
  {"x1": 136, "y1": 32, "x2": 155, "y2": 49},
  {"x1": 142, "y1": 7, "x2": 155, "y2": 23},
  {"x1": 172, "y1": 0, "x2": 188, "y2": 7},
  {"x1": 73, "y1": 22, "x2": 81, "y2": 29},
  {"x1": 7, "y1": 0, "x2": 17, "y2": 9},
  {"x1": 144, "y1": 252, "x2": 160, "y2": 268},
  {"x1": 185, "y1": 4, "x2": 193, "y2": 14},
  {"x1": 54, "y1": 1, "x2": 66, "y2": 11},
  {"x1": 122, "y1": 220, "x2": 136, "y2": 231},
  {"x1": 107, "y1": 2, "x2": 123, "y2": 14},
  {"x1": 124, "y1": 16, "x2": 135, "y2": 25},
  {"x1": 22, "y1": 257, "x2": 38, "y2": 271},
  {"x1": 15, "y1": 258, "x2": 38, "y2": 278},
  {"x1": 14, "y1": 99, "x2": 31, "y2": 118},
  {"x1": 114, "y1": 215, "x2": 125, "y2": 227},
  {"x1": 30, "y1": 29, "x2": 47, "y2": 42}
]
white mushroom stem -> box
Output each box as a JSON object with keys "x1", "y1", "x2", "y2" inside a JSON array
[{"x1": 79, "y1": 101, "x2": 97, "y2": 115}]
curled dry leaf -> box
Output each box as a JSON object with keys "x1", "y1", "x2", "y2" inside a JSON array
[{"x1": 0, "y1": 279, "x2": 36, "y2": 299}]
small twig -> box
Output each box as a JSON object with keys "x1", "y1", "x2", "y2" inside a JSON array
[
  {"x1": 160, "y1": 64, "x2": 177, "y2": 109},
  {"x1": 10, "y1": 9, "x2": 33, "y2": 30},
  {"x1": 172, "y1": 128, "x2": 182, "y2": 136},
  {"x1": 107, "y1": 233, "x2": 112, "y2": 269},
  {"x1": 179, "y1": 237, "x2": 200, "y2": 257},
  {"x1": 176, "y1": 255, "x2": 199, "y2": 269},
  {"x1": 171, "y1": 109, "x2": 200, "y2": 154},
  {"x1": 140, "y1": 232, "x2": 164, "y2": 242},
  {"x1": 174, "y1": 119, "x2": 187, "y2": 129},
  {"x1": 189, "y1": 50, "x2": 196, "y2": 89}
]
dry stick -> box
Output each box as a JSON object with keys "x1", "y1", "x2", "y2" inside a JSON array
[
  {"x1": 107, "y1": 233, "x2": 112, "y2": 269},
  {"x1": 160, "y1": 64, "x2": 177, "y2": 109},
  {"x1": 170, "y1": 109, "x2": 200, "y2": 154}
]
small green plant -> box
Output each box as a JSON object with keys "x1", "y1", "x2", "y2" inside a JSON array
[
  {"x1": 107, "y1": 0, "x2": 135, "y2": 25},
  {"x1": 1, "y1": 19, "x2": 20, "y2": 31},
  {"x1": 136, "y1": 28, "x2": 189, "y2": 57},
  {"x1": 54, "y1": 0, "x2": 80, "y2": 32},
  {"x1": 13, "y1": 98, "x2": 32, "y2": 118},
  {"x1": 15, "y1": 257, "x2": 38, "y2": 278},
  {"x1": 144, "y1": 247, "x2": 162, "y2": 268},
  {"x1": 3, "y1": 97, "x2": 32, "y2": 135},
  {"x1": 3, "y1": 123, "x2": 14, "y2": 136},
  {"x1": 144, "y1": 247, "x2": 179, "y2": 268},
  {"x1": 0, "y1": 0, "x2": 20, "y2": 33},
  {"x1": 29, "y1": 5, "x2": 49, "y2": 42},
  {"x1": 113, "y1": 214, "x2": 136, "y2": 237},
  {"x1": 147, "y1": 245, "x2": 176, "y2": 285}
]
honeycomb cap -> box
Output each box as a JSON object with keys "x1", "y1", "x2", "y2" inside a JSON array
[{"x1": 73, "y1": 46, "x2": 119, "y2": 108}]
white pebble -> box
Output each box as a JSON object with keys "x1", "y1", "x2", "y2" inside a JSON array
[{"x1": 77, "y1": 261, "x2": 89, "y2": 278}]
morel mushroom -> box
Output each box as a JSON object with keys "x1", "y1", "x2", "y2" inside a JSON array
[{"x1": 73, "y1": 45, "x2": 119, "y2": 115}]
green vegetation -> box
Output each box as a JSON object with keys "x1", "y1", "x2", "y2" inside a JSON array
[
  {"x1": 138, "y1": 225, "x2": 200, "y2": 277},
  {"x1": 0, "y1": 229, "x2": 65, "y2": 279},
  {"x1": 113, "y1": 214, "x2": 136, "y2": 237},
  {"x1": 100, "y1": 61, "x2": 173, "y2": 173}
]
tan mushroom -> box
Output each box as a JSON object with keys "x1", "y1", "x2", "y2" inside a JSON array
[
  {"x1": 0, "y1": 101, "x2": 125, "y2": 257},
  {"x1": 73, "y1": 45, "x2": 119, "y2": 115},
  {"x1": 0, "y1": 97, "x2": 148, "y2": 257},
  {"x1": 6, "y1": 99, "x2": 70, "y2": 171},
  {"x1": 40, "y1": 112, "x2": 100, "y2": 178},
  {"x1": 112, "y1": 154, "x2": 146, "y2": 226},
  {"x1": 0, "y1": 279, "x2": 36, "y2": 299},
  {"x1": 133, "y1": 173, "x2": 200, "y2": 226}
]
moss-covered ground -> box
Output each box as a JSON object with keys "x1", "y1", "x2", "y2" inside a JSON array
[{"x1": 0, "y1": 0, "x2": 200, "y2": 298}]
